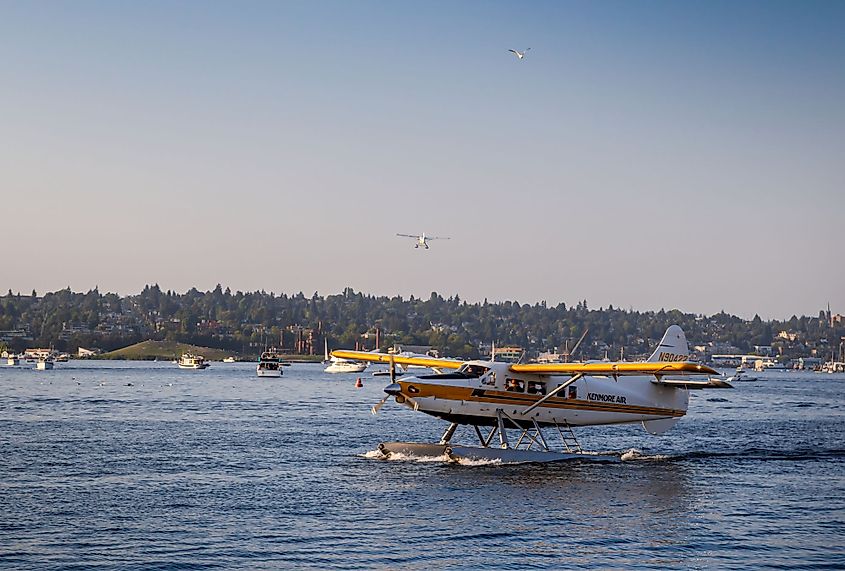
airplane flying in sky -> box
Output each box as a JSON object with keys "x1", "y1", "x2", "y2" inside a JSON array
[{"x1": 396, "y1": 233, "x2": 450, "y2": 249}]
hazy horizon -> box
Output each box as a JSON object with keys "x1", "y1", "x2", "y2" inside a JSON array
[{"x1": 3, "y1": 1, "x2": 843, "y2": 321}]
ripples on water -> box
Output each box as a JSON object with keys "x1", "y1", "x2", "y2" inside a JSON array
[{"x1": 1, "y1": 363, "x2": 843, "y2": 569}]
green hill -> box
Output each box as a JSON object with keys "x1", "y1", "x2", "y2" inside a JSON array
[{"x1": 99, "y1": 340, "x2": 237, "y2": 361}]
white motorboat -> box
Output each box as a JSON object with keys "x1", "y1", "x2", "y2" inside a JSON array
[
  {"x1": 754, "y1": 360, "x2": 788, "y2": 372},
  {"x1": 36, "y1": 358, "x2": 54, "y2": 370},
  {"x1": 729, "y1": 367, "x2": 758, "y2": 382},
  {"x1": 323, "y1": 339, "x2": 368, "y2": 373},
  {"x1": 223, "y1": 356, "x2": 237, "y2": 363},
  {"x1": 257, "y1": 351, "x2": 286, "y2": 377},
  {"x1": 324, "y1": 357, "x2": 368, "y2": 374},
  {"x1": 6, "y1": 355, "x2": 22, "y2": 366},
  {"x1": 178, "y1": 354, "x2": 209, "y2": 369}
]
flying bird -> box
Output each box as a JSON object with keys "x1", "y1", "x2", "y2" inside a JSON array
[{"x1": 508, "y1": 48, "x2": 531, "y2": 60}]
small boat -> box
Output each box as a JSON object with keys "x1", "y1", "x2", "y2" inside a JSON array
[
  {"x1": 323, "y1": 339, "x2": 368, "y2": 373},
  {"x1": 36, "y1": 358, "x2": 54, "y2": 371},
  {"x1": 178, "y1": 354, "x2": 209, "y2": 369},
  {"x1": 257, "y1": 350, "x2": 287, "y2": 377},
  {"x1": 55, "y1": 353, "x2": 70, "y2": 362},
  {"x1": 223, "y1": 356, "x2": 237, "y2": 363},
  {"x1": 754, "y1": 360, "x2": 788, "y2": 372},
  {"x1": 729, "y1": 367, "x2": 758, "y2": 382},
  {"x1": 822, "y1": 361, "x2": 845, "y2": 373},
  {"x1": 324, "y1": 357, "x2": 368, "y2": 374},
  {"x1": 6, "y1": 355, "x2": 22, "y2": 366}
]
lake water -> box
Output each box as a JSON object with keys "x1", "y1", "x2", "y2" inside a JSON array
[{"x1": 1, "y1": 362, "x2": 843, "y2": 569}]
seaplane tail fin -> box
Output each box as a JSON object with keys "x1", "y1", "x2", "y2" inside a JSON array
[{"x1": 647, "y1": 325, "x2": 689, "y2": 362}]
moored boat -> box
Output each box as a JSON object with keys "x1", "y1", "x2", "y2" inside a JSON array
[
  {"x1": 729, "y1": 367, "x2": 758, "y2": 382},
  {"x1": 178, "y1": 354, "x2": 209, "y2": 369},
  {"x1": 324, "y1": 357, "x2": 368, "y2": 374},
  {"x1": 257, "y1": 350, "x2": 287, "y2": 377},
  {"x1": 323, "y1": 339, "x2": 368, "y2": 373}
]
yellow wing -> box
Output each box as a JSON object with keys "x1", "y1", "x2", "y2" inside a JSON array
[
  {"x1": 330, "y1": 350, "x2": 464, "y2": 370},
  {"x1": 509, "y1": 362, "x2": 719, "y2": 376}
]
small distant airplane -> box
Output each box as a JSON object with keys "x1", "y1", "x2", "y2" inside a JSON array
[
  {"x1": 396, "y1": 233, "x2": 450, "y2": 249},
  {"x1": 508, "y1": 48, "x2": 531, "y2": 60}
]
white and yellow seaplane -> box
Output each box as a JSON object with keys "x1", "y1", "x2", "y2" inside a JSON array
[{"x1": 333, "y1": 325, "x2": 731, "y2": 463}]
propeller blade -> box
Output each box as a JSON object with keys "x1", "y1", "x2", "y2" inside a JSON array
[{"x1": 371, "y1": 394, "x2": 390, "y2": 415}]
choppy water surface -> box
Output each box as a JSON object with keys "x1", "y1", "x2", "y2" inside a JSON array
[{"x1": 1, "y1": 362, "x2": 843, "y2": 569}]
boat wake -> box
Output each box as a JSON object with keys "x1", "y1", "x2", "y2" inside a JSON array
[
  {"x1": 360, "y1": 446, "x2": 844, "y2": 465},
  {"x1": 359, "y1": 448, "x2": 503, "y2": 466},
  {"x1": 618, "y1": 448, "x2": 672, "y2": 462},
  {"x1": 360, "y1": 449, "x2": 449, "y2": 463}
]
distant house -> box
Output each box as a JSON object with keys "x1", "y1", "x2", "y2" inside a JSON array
[
  {"x1": 24, "y1": 348, "x2": 53, "y2": 359},
  {"x1": 77, "y1": 347, "x2": 101, "y2": 358},
  {"x1": 0, "y1": 329, "x2": 30, "y2": 342},
  {"x1": 492, "y1": 346, "x2": 523, "y2": 363}
]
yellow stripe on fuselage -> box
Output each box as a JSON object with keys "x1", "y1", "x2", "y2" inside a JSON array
[{"x1": 398, "y1": 381, "x2": 685, "y2": 418}]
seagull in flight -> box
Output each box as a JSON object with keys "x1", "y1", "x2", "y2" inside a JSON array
[{"x1": 508, "y1": 48, "x2": 531, "y2": 60}]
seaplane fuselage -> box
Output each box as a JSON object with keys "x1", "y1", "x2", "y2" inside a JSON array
[{"x1": 384, "y1": 361, "x2": 689, "y2": 429}]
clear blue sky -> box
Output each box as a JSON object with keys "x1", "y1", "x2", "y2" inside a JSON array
[{"x1": 2, "y1": 0, "x2": 843, "y2": 319}]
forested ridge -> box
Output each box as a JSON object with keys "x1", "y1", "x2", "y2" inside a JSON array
[{"x1": 0, "y1": 285, "x2": 840, "y2": 360}]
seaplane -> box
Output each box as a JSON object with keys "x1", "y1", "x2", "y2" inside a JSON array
[
  {"x1": 333, "y1": 325, "x2": 732, "y2": 464},
  {"x1": 396, "y1": 232, "x2": 450, "y2": 249}
]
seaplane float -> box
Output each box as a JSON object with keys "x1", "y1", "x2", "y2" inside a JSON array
[{"x1": 333, "y1": 325, "x2": 731, "y2": 464}]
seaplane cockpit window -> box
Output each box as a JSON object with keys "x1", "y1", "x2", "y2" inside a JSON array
[
  {"x1": 459, "y1": 364, "x2": 489, "y2": 378},
  {"x1": 505, "y1": 378, "x2": 525, "y2": 392},
  {"x1": 527, "y1": 381, "x2": 546, "y2": 395}
]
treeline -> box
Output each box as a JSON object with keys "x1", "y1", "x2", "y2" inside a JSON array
[{"x1": 0, "y1": 285, "x2": 840, "y2": 358}]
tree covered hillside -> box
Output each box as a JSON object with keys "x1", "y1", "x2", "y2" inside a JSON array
[{"x1": 0, "y1": 285, "x2": 840, "y2": 360}]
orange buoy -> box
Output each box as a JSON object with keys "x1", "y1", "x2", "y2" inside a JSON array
[{"x1": 355, "y1": 377, "x2": 363, "y2": 388}]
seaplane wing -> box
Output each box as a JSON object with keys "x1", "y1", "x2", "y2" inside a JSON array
[
  {"x1": 396, "y1": 233, "x2": 418, "y2": 238},
  {"x1": 425, "y1": 236, "x2": 450, "y2": 240},
  {"x1": 509, "y1": 361, "x2": 719, "y2": 377},
  {"x1": 330, "y1": 350, "x2": 464, "y2": 370}
]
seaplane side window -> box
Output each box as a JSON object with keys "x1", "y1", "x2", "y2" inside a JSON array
[
  {"x1": 505, "y1": 378, "x2": 525, "y2": 392},
  {"x1": 527, "y1": 381, "x2": 546, "y2": 395},
  {"x1": 459, "y1": 364, "x2": 489, "y2": 378},
  {"x1": 567, "y1": 386, "x2": 577, "y2": 399}
]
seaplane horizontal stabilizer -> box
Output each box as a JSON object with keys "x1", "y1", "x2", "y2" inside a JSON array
[{"x1": 651, "y1": 378, "x2": 733, "y2": 389}]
